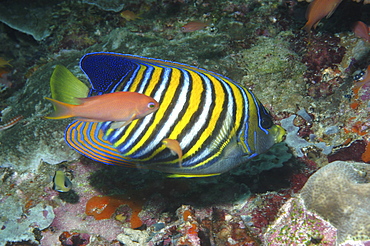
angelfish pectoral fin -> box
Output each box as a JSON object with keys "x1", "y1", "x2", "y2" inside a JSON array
[{"x1": 162, "y1": 138, "x2": 183, "y2": 167}]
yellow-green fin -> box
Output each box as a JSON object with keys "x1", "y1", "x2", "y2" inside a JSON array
[
  {"x1": 167, "y1": 173, "x2": 221, "y2": 178},
  {"x1": 50, "y1": 65, "x2": 89, "y2": 105}
]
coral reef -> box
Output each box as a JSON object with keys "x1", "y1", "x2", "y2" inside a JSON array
[
  {"x1": 145, "y1": 205, "x2": 261, "y2": 245},
  {"x1": 85, "y1": 195, "x2": 143, "y2": 228},
  {"x1": 0, "y1": 55, "x2": 82, "y2": 172},
  {"x1": 59, "y1": 231, "x2": 90, "y2": 246},
  {"x1": 117, "y1": 228, "x2": 150, "y2": 246},
  {"x1": 290, "y1": 32, "x2": 346, "y2": 98},
  {"x1": 81, "y1": 0, "x2": 127, "y2": 12},
  {"x1": 0, "y1": 0, "x2": 370, "y2": 245},
  {"x1": 328, "y1": 139, "x2": 367, "y2": 163}
]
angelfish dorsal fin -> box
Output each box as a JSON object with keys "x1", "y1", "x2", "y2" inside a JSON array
[{"x1": 80, "y1": 53, "x2": 137, "y2": 92}]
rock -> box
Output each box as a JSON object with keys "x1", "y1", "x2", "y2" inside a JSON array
[{"x1": 300, "y1": 161, "x2": 370, "y2": 244}]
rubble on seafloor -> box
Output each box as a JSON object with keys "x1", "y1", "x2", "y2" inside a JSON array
[{"x1": 0, "y1": 0, "x2": 370, "y2": 245}]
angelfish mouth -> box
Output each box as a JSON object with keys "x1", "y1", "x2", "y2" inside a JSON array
[{"x1": 273, "y1": 125, "x2": 286, "y2": 143}]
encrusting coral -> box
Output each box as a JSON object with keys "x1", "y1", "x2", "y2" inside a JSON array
[{"x1": 300, "y1": 161, "x2": 370, "y2": 244}]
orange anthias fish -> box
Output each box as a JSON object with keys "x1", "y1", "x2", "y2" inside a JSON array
[
  {"x1": 45, "y1": 91, "x2": 159, "y2": 129},
  {"x1": 162, "y1": 138, "x2": 183, "y2": 167},
  {"x1": 302, "y1": 0, "x2": 343, "y2": 32},
  {"x1": 181, "y1": 21, "x2": 209, "y2": 33},
  {"x1": 352, "y1": 21, "x2": 370, "y2": 42}
]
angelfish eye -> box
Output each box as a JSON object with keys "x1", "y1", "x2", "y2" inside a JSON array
[
  {"x1": 260, "y1": 115, "x2": 273, "y2": 129},
  {"x1": 148, "y1": 102, "x2": 156, "y2": 109},
  {"x1": 259, "y1": 105, "x2": 273, "y2": 129}
]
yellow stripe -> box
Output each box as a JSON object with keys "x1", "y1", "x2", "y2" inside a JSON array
[
  {"x1": 122, "y1": 67, "x2": 181, "y2": 156},
  {"x1": 185, "y1": 75, "x2": 246, "y2": 169},
  {"x1": 68, "y1": 122, "x2": 135, "y2": 166},
  {"x1": 142, "y1": 70, "x2": 245, "y2": 168},
  {"x1": 167, "y1": 173, "x2": 221, "y2": 178},
  {"x1": 240, "y1": 87, "x2": 258, "y2": 154},
  {"x1": 142, "y1": 63, "x2": 163, "y2": 95},
  {"x1": 126, "y1": 64, "x2": 147, "y2": 92},
  {"x1": 111, "y1": 64, "x2": 162, "y2": 147},
  {"x1": 91, "y1": 124, "x2": 124, "y2": 160},
  {"x1": 101, "y1": 56, "x2": 247, "y2": 167},
  {"x1": 140, "y1": 68, "x2": 205, "y2": 162},
  {"x1": 184, "y1": 73, "x2": 225, "y2": 164}
]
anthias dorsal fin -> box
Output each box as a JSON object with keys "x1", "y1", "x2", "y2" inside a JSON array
[{"x1": 50, "y1": 65, "x2": 89, "y2": 105}]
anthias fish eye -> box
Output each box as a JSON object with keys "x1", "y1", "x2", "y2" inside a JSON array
[{"x1": 148, "y1": 102, "x2": 156, "y2": 108}]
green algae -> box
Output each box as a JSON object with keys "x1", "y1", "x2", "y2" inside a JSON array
[
  {"x1": 242, "y1": 33, "x2": 302, "y2": 75},
  {"x1": 230, "y1": 142, "x2": 292, "y2": 176}
]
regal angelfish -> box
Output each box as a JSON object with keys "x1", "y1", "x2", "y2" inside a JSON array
[{"x1": 58, "y1": 52, "x2": 285, "y2": 177}]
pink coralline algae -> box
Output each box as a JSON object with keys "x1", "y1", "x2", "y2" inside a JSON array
[
  {"x1": 263, "y1": 196, "x2": 337, "y2": 245},
  {"x1": 301, "y1": 34, "x2": 345, "y2": 76},
  {"x1": 250, "y1": 193, "x2": 289, "y2": 231},
  {"x1": 40, "y1": 161, "x2": 126, "y2": 245}
]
